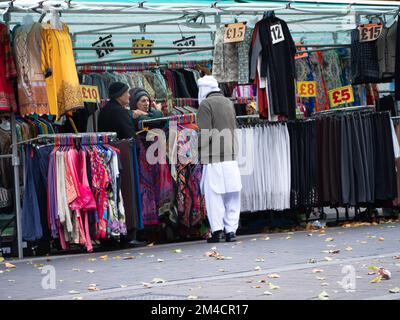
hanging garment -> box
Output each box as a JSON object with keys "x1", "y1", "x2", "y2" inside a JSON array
[
  {"x1": 212, "y1": 27, "x2": 239, "y2": 83},
  {"x1": 41, "y1": 23, "x2": 83, "y2": 118},
  {"x1": 237, "y1": 26, "x2": 254, "y2": 85},
  {"x1": 249, "y1": 16, "x2": 297, "y2": 119},
  {"x1": 13, "y1": 23, "x2": 49, "y2": 115},
  {"x1": 350, "y1": 28, "x2": 380, "y2": 85},
  {"x1": 377, "y1": 20, "x2": 397, "y2": 82},
  {"x1": 0, "y1": 24, "x2": 17, "y2": 112}
]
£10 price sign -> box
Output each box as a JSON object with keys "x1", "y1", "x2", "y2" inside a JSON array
[{"x1": 80, "y1": 85, "x2": 100, "y2": 103}]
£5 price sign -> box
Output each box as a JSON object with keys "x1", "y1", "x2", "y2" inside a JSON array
[
  {"x1": 328, "y1": 85, "x2": 354, "y2": 108},
  {"x1": 358, "y1": 23, "x2": 383, "y2": 42},
  {"x1": 80, "y1": 85, "x2": 100, "y2": 103},
  {"x1": 297, "y1": 81, "x2": 317, "y2": 97},
  {"x1": 224, "y1": 23, "x2": 246, "y2": 43}
]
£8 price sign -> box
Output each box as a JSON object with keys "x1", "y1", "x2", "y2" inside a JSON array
[
  {"x1": 80, "y1": 85, "x2": 100, "y2": 103},
  {"x1": 297, "y1": 81, "x2": 317, "y2": 97},
  {"x1": 224, "y1": 23, "x2": 246, "y2": 43},
  {"x1": 328, "y1": 85, "x2": 354, "y2": 108}
]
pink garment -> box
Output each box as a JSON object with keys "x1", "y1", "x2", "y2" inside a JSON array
[{"x1": 64, "y1": 152, "x2": 79, "y2": 205}]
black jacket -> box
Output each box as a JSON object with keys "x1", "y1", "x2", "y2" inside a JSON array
[{"x1": 97, "y1": 99, "x2": 135, "y2": 139}]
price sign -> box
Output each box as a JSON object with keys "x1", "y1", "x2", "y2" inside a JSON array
[
  {"x1": 271, "y1": 23, "x2": 285, "y2": 45},
  {"x1": 297, "y1": 81, "x2": 317, "y2": 97},
  {"x1": 132, "y1": 38, "x2": 154, "y2": 56},
  {"x1": 358, "y1": 23, "x2": 383, "y2": 42},
  {"x1": 224, "y1": 22, "x2": 246, "y2": 43},
  {"x1": 80, "y1": 85, "x2": 100, "y2": 103},
  {"x1": 328, "y1": 85, "x2": 354, "y2": 107},
  {"x1": 295, "y1": 43, "x2": 308, "y2": 60}
]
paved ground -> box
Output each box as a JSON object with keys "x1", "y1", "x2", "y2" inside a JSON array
[{"x1": 1, "y1": 220, "x2": 400, "y2": 300}]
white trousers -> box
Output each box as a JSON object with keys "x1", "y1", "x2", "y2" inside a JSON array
[{"x1": 204, "y1": 186, "x2": 241, "y2": 233}]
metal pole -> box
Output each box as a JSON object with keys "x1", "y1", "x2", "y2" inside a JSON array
[{"x1": 3, "y1": 5, "x2": 23, "y2": 259}]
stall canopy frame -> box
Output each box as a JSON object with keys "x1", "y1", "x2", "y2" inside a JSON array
[{"x1": 1, "y1": 0, "x2": 400, "y2": 258}]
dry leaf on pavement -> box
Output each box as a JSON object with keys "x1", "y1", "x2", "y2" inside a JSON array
[
  {"x1": 321, "y1": 283, "x2": 329, "y2": 286},
  {"x1": 378, "y1": 268, "x2": 391, "y2": 280},
  {"x1": 173, "y1": 249, "x2": 182, "y2": 253},
  {"x1": 286, "y1": 236, "x2": 292, "y2": 240},
  {"x1": 157, "y1": 259, "x2": 164, "y2": 263},
  {"x1": 318, "y1": 291, "x2": 329, "y2": 300},
  {"x1": 5, "y1": 263, "x2": 16, "y2": 269},
  {"x1": 151, "y1": 278, "x2": 166, "y2": 284},
  {"x1": 325, "y1": 257, "x2": 333, "y2": 261},
  {"x1": 255, "y1": 258, "x2": 265, "y2": 262},
  {"x1": 218, "y1": 269, "x2": 226, "y2": 272},
  {"x1": 72, "y1": 268, "x2": 81, "y2": 272},
  {"x1": 123, "y1": 256, "x2": 135, "y2": 260},
  {"x1": 88, "y1": 258, "x2": 96, "y2": 262},
  {"x1": 316, "y1": 277, "x2": 326, "y2": 281},
  {"x1": 308, "y1": 258, "x2": 317, "y2": 264},
  {"x1": 325, "y1": 238, "x2": 334, "y2": 242},
  {"x1": 378, "y1": 237, "x2": 385, "y2": 241},
  {"x1": 263, "y1": 291, "x2": 273, "y2": 295},
  {"x1": 269, "y1": 283, "x2": 280, "y2": 290},
  {"x1": 120, "y1": 284, "x2": 128, "y2": 288},
  {"x1": 0, "y1": 257, "x2": 4, "y2": 263},
  {"x1": 99, "y1": 255, "x2": 108, "y2": 261},
  {"x1": 345, "y1": 247, "x2": 353, "y2": 251},
  {"x1": 262, "y1": 237, "x2": 270, "y2": 241},
  {"x1": 267, "y1": 274, "x2": 280, "y2": 279},
  {"x1": 72, "y1": 297, "x2": 83, "y2": 300},
  {"x1": 254, "y1": 266, "x2": 261, "y2": 271},
  {"x1": 68, "y1": 290, "x2": 80, "y2": 294},
  {"x1": 370, "y1": 276, "x2": 382, "y2": 283},
  {"x1": 86, "y1": 269, "x2": 95, "y2": 273},
  {"x1": 389, "y1": 287, "x2": 400, "y2": 293},
  {"x1": 313, "y1": 269, "x2": 324, "y2": 273},
  {"x1": 147, "y1": 242, "x2": 155, "y2": 247},
  {"x1": 187, "y1": 295, "x2": 198, "y2": 300}
]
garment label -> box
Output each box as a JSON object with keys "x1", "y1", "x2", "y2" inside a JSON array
[
  {"x1": 80, "y1": 85, "x2": 100, "y2": 103},
  {"x1": 132, "y1": 37, "x2": 154, "y2": 56},
  {"x1": 297, "y1": 81, "x2": 317, "y2": 97},
  {"x1": 271, "y1": 23, "x2": 285, "y2": 44},
  {"x1": 328, "y1": 85, "x2": 354, "y2": 107},
  {"x1": 358, "y1": 23, "x2": 383, "y2": 42},
  {"x1": 224, "y1": 22, "x2": 246, "y2": 43}
]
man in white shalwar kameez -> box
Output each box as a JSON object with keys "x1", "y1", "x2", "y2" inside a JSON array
[{"x1": 197, "y1": 76, "x2": 242, "y2": 243}]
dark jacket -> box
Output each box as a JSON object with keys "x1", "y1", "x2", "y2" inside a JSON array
[
  {"x1": 98, "y1": 99, "x2": 135, "y2": 139},
  {"x1": 197, "y1": 91, "x2": 238, "y2": 164}
]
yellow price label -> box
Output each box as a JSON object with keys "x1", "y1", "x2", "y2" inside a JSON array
[
  {"x1": 328, "y1": 85, "x2": 354, "y2": 108},
  {"x1": 297, "y1": 81, "x2": 317, "y2": 97},
  {"x1": 224, "y1": 22, "x2": 246, "y2": 43},
  {"x1": 80, "y1": 85, "x2": 100, "y2": 103},
  {"x1": 132, "y1": 38, "x2": 154, "y2": 57}
]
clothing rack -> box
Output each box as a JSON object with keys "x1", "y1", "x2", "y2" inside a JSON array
[
  {"x1": 15, "y1": 132, "x2": 117, "y2": 146},
  {"x1": 312, "y1": 105, "x2": 376, "y2": 116},
  {"x1": 138, "y1": 113, "x2": 196, "y2": 130}
]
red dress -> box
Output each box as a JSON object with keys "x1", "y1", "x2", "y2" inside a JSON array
[{"x1": 0, "y1": 24, "x2": 17, "y2": 112}]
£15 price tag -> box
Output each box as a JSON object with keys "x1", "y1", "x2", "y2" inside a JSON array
[
  {"x1": 297, "y1": 81, "x2": 317, "y2": 97},
  {"x1": 80, "y1": 85, "x2": 100, "y2": 103},
  {"x1": 328, "y1": 85, "x2": 354, "y2": 107},
  {"x1": 224, "y1": 23, "x2": 246, "y2": 43},
  {"x1": 132, "y1": 38, "x2": 154, "y2": 57},
  {"x1": 358, "y1": 23, "x2": 383, "y2": 42}
]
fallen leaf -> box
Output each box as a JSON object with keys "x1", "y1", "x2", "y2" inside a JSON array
[
  {"x1": 313, "y1": 269, "x2": 324, "y2": 273},
  {"x1": 123, "y1": 256, "x2": 135, "y2": 260},
  {"x1": 345, "y1": 247, "x2": 353, "y2": 251},
  {"x1": 142, "y1": 282, "x2": 152, "y2": 288},
  {"x1": 267, "y1": 274, "x2": 280, "y2": 279},
  {"x1": 308, "y1": 258, "x2": 317, "y2": 264},
  {"x1": 286, "y1": 236, "x2": 292, "y2": 240},
  {"x1": 88, "y1": 258, "x2": 96, "y2": 262},
  {"x1": 251, "y1": 238, "x2": 257, "y2": 241},
  {"x1": 151, "y1": 278, "x2": 166, "y2": 284},
  {"x1": 72, "y1": 268, "x2": 81, "y2": 272},
  {"x1": 378, "y1": 268, "x2": 391, "y2": 280},
  {"x1": 360, "y1": 241, "x2": 367, "y2": 244},
  {"x1": 211, "y1": 246, "x2": 217, "y2": 250},
  {"x1": 316, "y1": 277, "x2": 326, "y2": 281},
  {"x1": 120, "y1": 284, "x2": 128, "y2": 288},
  {"x1": 0, "y1": 257, "x2": 4, "y2": 263},
  {"x1": 218, "y1": 268, "x2": 226, "y2": 272},
  {"x1": 157, "y1": 259, "x2": 164, "y2": 263},
  {"x1": 255, "y1": 258, "x2": 265, "y2": 262},
  {"x1": 253, "y1": 285, "x2": 262, "y2": 289},
  {"x1": 172, "y1": 249, "x2": 182, "y2": 253},
  {"x1": 356, "y1": 276, "x2": 363, "y2": 279},
  {"x1": 321, "y1": 282, "x2": 329, "y2": 286},
  {"x1": 325, "y1": 257, "x2": 333, "y2": 261},
  {"x1": 307, "y1": 234, "x2": 313, "y2": 237},
  {"x1": 393, "y1": 256, "x2": 400, "y2": 260},
  {"x1": 224, "y1": 256, "x2": 233, "y2": 260},
  {"x1": 269, "y1": 283, "x2": 280, "y2": 290},
  {"x1": 72, "y1": 297, "x2": 83, "y2": 300},
  {"x1": 318, "y1": 291, "x2": 329, "y2": 300},
  {"x1": 370, "y1": 276, "x2": 382, "y2": 283},
  {"x1": 99, "y1": 255, "x2": 108, "y2": 261},
  {"x1": 187, "y1": 295, "x2": 198, "y2": 300},
  {"x1": 262, "y1": 237, "x2": 270, "y2": 241},
  {"x1": 4, "y1": 263, "x2": 16, "y2": 269},
  {"x1": 325, "y1": 238, "x2": 334, "y2": 242},
  {"x1": 330, "y1": 250, "x2": 341, "y2": 254},
  {"x1": 263, "y1": 291, "x2": 273, "y2": 295},
  {"x1": 389, "y1": 287, "x2": 400, "y2": 293},
  {"x1": 378, "y1": 237, "x2": 385, "y2": 241},
  {"x1": 113, "y1": 256, "x2": 121, "y2": 260},
  {"x1": 254, "y1": 266, "x2": 262, "y2": 271},
  {"x1": 86, "y1": 269, "x2": 95, "y2": 273},
  {"x1": 147, "y1": 242, "x2": 155, "y2": 247},
  {"x1": 68, "y1": 290, "x2": 80, "y2": 294},
  {"x1": 368, "y1": 266, "x2": 380, "y2": 272}
]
